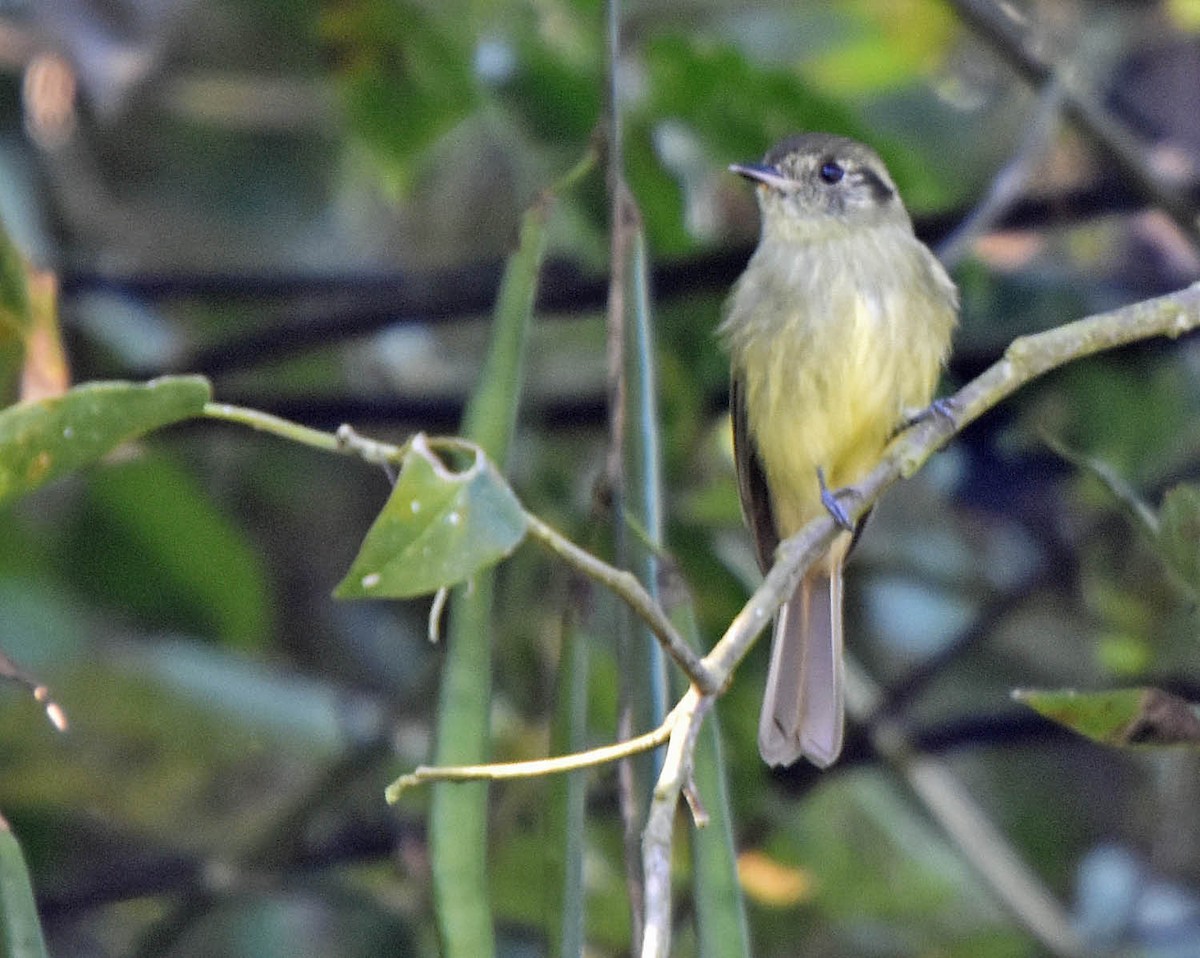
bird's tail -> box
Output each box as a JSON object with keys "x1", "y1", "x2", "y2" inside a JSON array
[{"x1": 757, "y1": 563, "x2": 845, "y2": 768}]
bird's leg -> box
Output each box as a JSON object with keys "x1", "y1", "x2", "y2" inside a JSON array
[{"x1": 817, "y1": 467, "x2": 856, "y2": 531}]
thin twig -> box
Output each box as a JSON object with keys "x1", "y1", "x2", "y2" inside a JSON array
[
  {"x1": 203, "y1": 402, "x2": 348, "y2": 454},
  {"x1": 524, "y1": 512, "x2": 719, "y2": 693},
  {"x1": 385, "y1": 699, "x2": 683, "y2": 801},
  {"x1": 640, "y1": 688, "x2": 707, "y2": 958},
  {"x1": 0, "y1": 649, "x2": 68, "y2": 732}
]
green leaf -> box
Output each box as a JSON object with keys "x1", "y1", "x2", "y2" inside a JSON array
[
  {"x1": 0, "y1": 818, "x2": 49, "y2": 958},
  {"x1": 1014, "y1": 687, "x2": 1200, "y2": 747},
  {"x1": 644, "y1": 35, "x2": 863, "y2": 163},
  {"x1": 799, "y1": 3, "x2": 956, "y2": 95},
  {"x1": 631, "y1": 35, "x2": 866, "y2": 253},
  {"x1": 1158, "y1": 484, "x2": 1200, "y2": 595},
  {"x1": 335, "y1": 435, "x2": 527, "y2": 599},
  {"x1": 498, "y1": 37, "x2": 601, "y2": 145},
  {"x1": 460, "y1": 191, "x2": 553, "y2": 464},
  {"x1": 0, "y1": 219, "x2": 31, "y2": 404},
  {"x1": 0, "y1": 376, "x2": 212, "y2": 509}
]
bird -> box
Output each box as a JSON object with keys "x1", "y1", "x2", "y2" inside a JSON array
[{"x1": 719, "y1": 133, "x2": 958, "y2": 767}]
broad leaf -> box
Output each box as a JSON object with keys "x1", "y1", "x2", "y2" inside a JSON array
[
  {"x1": 335, "y1": 434, "x2": 527, "y2": 599},
  {"x1": 1014, "y1": 687, "x2": 1200, "y2": 747},
  {"x1": 0, "y1": 377, "x2": 211, "y2": 508}
]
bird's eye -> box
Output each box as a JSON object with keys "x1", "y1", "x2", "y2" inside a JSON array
[{"x1": 818, "y1": 161, "x2": 845, "y2": 184}]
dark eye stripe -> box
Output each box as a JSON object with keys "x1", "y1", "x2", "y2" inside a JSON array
[{"x1": 857, "y1": 168, "x2": 895, "y2": 203}]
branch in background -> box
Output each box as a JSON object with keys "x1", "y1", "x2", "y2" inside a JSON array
[
  {"x1": 59, "y1": 181, "x2": 1195, "y2": 382},
  {"x1": 936, "y1": 78, "x2": 1064, "y2": 270},
  {"x1": 949, "y1": 0, "x2": 1200, "y2": 246}
]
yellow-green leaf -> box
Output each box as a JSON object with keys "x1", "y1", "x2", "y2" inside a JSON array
[
  {"x1": 0, "y1": 222, "x2": 32, "y2": 403},
  {"x1": 335, "y1": 434, "x2": 527, "y2": 599},
  {"x1": 1014, "y1": 687, "x2": 1200, "y2": 747},
  {"x1": 0, "y1": 377, "x2": 212, "y2": 508}
]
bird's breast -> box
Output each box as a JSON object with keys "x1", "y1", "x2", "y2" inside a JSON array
[{"x1": 723, "y1": 231, "x2": 954, "y2": 535}]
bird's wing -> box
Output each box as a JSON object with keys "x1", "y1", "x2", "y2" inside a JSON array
[{"x1": 730, "y1": 374, "x2": 778, "y2": 574}]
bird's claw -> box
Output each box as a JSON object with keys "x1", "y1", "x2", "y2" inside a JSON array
[
  {"x1": 903, "y1": 396, "x2": 958, "y2": 430},
  {"x1": 817, "y1": 467, "x2": 856, "y2": 531}
]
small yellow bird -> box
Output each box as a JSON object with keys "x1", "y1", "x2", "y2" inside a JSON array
[{"x1": 720, "y1": 133, "x2": 958, "y2": 768}]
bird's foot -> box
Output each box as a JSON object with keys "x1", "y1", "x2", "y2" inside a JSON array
[
  {"x1": 817, "y1": 467, "x2": 856, "y2": 531},
  {"x1": 901, "y1": 396, "x2": 959, "y2": 431}
]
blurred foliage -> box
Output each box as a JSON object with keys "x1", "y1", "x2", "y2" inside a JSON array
[
  {"x1": 0, "y1": 818, "x2": 49, "y2": 958},
  {"x1": 64, "y1": 451, "x2": 272, "y2": 650},
  {"x1": 0, "y1": 0, "x2": 1197, "y2": 956},
  {"x1": 1160, "y1": 483, "x2": 1200, "y2": 597},
  {"x1": 320, "y1": 0, "x2": 479, "y2": 192}
]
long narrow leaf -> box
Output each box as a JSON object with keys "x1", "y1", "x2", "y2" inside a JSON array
[
  {"x1": 429, "y1": 161, "x2": 581, "y2": 958},
  {"x1": 431, "y1": 578, "x2": 498, "y2": 957},
  {"x1": 545, "y1": 581, "x2": 593, "y2": 958},
  {"x1": 608, "y1": 184, "x2": 669, "y2": 949},
  {"x1": 622, "y1": 221, "x2": 668, "y2": 728}
]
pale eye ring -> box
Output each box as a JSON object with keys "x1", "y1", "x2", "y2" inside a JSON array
[{"x1": 818, "y1": 161, "x2": 845, "y2": 184}]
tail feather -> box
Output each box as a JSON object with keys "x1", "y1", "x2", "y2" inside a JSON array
[{"x1": 757, "y1": 565, "x2": 845, "y2": 768}]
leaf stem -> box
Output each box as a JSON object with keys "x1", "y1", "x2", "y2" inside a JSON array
[{"x1": 201, "y1": 403, "x2": 352, "y2": 456}]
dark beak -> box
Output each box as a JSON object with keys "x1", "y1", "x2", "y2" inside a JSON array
[{"x1": 729, "y1": 162, "x2": 792, "y2": 190}]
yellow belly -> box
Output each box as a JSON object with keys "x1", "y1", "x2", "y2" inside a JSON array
[{"x1": 726, "y1": 231, "x2": 955, "y2": 539}]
